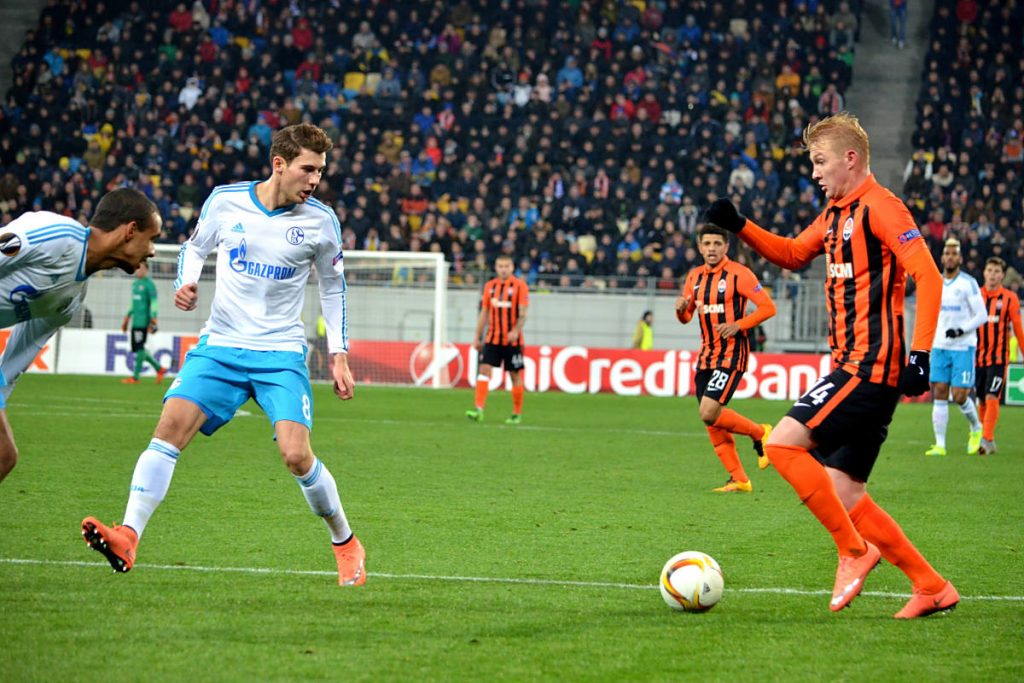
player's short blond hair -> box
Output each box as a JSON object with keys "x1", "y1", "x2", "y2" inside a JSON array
[
  {"x1": 944, "y1": 238, "x2": 961, "y2": 252},
  {"x1": 803, "y1": 112, "x2": 870, "y2": 170}
]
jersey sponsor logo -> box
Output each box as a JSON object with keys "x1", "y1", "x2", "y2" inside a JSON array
[
  {"x1": 229, "y1": 239, "x2": 298, "y2": 280},
  {"x1": 286, "y1": 226, "x2": 305, "y2": 245},
  {"x1": 717, "y1": 279, "x2": 727, "y2": 293},
  {"x1": 0, "y1": 232, "x2": 21, "y2": 256},
  {"x1": 490, "y1": 298, "x2": 513, "y2": 309},
  {"x1": 9, "y1": 284, "x2": 40, "y2": 322},
  {"x1": 827, "y1": 262, "x2": 853, "y2": 279},
  {"x1": 897, "y1": 228, "x2": 922, "y2": 244},
  {"x1": 989, "y1": 315, "x2": 999, "y2": 323},
  {"x1": 940, "y1": 304, "x2": 962, "y2": 312},
  {"x1": 842, "y1": 217, "x2": 854, "y2": 241},
  {"x1": 702, "y1": 303, "x2": 725, "y2": 314}
]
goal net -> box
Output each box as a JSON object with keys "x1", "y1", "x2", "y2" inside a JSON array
[{"x1": 78, "y1": 246, "x2": 450, "y2": 387}]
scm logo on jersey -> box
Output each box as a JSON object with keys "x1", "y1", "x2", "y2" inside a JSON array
[
  {"x1": 229, "y1": 239, "x2": 298, "y2": 280},
  {"x1": 702, "y1": 303, "x2": 725, "y2": 314},
  {"x1": 828, "y1": 262, "x2": 853, "y2": 279}
]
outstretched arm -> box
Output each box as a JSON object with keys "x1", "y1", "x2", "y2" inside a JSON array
[
  {"x1": 736, "y1": 219, "x2": 823, "y2": 271},
  {"x1": 703, "y1": 198, "x2": 823, "y2": 270}
]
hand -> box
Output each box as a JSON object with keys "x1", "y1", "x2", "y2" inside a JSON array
[
  {"x1": 701, "y1": 198, "x2": 746, "y2": 233},
  {"x1": 149, "y1": 319, "x2": 158, "y2": 333},
  {"x1": 471, "y1": 339, "x2": 483, "y2": 352},
  {"x1": 898, "y1": 350, "x2": 930, "y2": 396},
  {"x1": 121, "y1": 317, "x2": 128, "y2": 333},
  {"x1": 675, "y1": 293, "x2": 691, "y2": 312},
  {"x1": 507, "y1": 329, "x2": 520, "y2": 344},
  {"x1": 945, "y1": 327, "x2": 964, "y2": 339},
  {"x1": 714, "y1": 322, "x2": 742, "y2": 339},
  {"x1": 174, "y1": 282, "x2": 199, "y2": 311},
  {"x1": 330, "y1": 353, "x2": 355, "y2": 400}
]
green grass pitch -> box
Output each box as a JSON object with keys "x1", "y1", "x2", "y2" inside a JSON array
[{"x1": 1, "y1": 374, "x2": 1022, "y2": 681}]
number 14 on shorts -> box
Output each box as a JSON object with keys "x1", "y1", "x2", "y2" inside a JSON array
[{"x1": 796, "y1": 377, "x2": 837, "y2": 408}]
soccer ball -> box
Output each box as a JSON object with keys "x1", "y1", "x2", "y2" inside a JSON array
[{"x1": 659, "y1": 551, "x2": 724, "y2": 612}]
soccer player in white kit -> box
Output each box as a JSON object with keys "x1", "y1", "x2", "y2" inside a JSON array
[
  {"x1": 83, "y1": 124, "x2": 365, "y2": 587},
  {"x1": 926, "y1": 239, "x2": 987, "y2": 456},
  {"x1": 0, "y1": 188, "x2": 162, "y2": 483}
]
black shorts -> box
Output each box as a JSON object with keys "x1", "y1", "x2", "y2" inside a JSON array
[
  {"x1": 694, "y1": 368, "x2": 743, "y2": 406},
  {"x1": 480, "y1": 343, "x2": 525, "y2": 372},
  {"x1": 130, "y1": 327, "x2": 149, "y2": 352},
  {"x1": 786, "y1": 368, "x2": 900, "y2": 482},
  {"x1": 975, "y1": 364, "x2": 1005, "y2": 399}
]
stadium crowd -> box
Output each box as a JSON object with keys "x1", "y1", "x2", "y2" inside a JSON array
[
  {"x1": 2, "y1": 0, "x2": 945, "y2": 294},
  {"x1": 903, "y1": 0, "x2": 1024, "y2": 295}
]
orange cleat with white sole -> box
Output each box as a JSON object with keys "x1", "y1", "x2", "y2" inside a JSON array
[
  {"x1": 156, "y1": 367, "x2": 167, "y2": 384},
  {"x1": 120, "y1": 377, "x2": 139, "y2": 385},
  {"x1": 333, "y1": 535, "x2": 366, "y2": 586},
  {"x1": 830, "y1": 541, "x2": 881, "y2": 611},
  {"x1": 81, "y1": 517, "x2": 138, "y2": 573},
  {"x1": 894, "y1": 581, "x2": 960, "y2": 619}
]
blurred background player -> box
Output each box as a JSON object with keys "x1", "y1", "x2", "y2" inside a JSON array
[
  {"x1": 82, "y1": 124, "x2": 365, "y2": 588},
  {"x1": 631, "y1": 310, "x2": 654, "y2": 350},
  {"x1": 0, "y1": 188, "x2": 162, "y2": 483},
  {"x1": 704, "y1": 112, "x2": 958, "y2": 618},
  {"x1": 925, "y1": 239, "x2": 987, "y2": 456},
  {"x1": 120, "y1": 262, "x2": 168, "y2": 385},
  {"x1": 675, "y1": 223, "x2": 776, "y2": 492},
  {"x1": 974, "y1": 257, "x2": 1024, "y2": 455},
  {"x1": 466, "y1": 254, "x2": 529, "y2": 425}
]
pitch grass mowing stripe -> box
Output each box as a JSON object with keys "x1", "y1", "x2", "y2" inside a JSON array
[{"x1": 3, "y1": 557, "x2": 1022, "y2": 602}]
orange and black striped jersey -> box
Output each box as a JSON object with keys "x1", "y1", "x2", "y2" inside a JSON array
[
  {"x1": 738, "y1": 174, "x2": 941, "y2": 387},
  {"x1": 481, "y1": 275, "x2": 529, "y2": 346},
  {"x1": 977, "y1": 286, "x2": 1024, "y2": 367},
  {"x1": 677, "y1": 257, "x2": 775, "y2": 372}
]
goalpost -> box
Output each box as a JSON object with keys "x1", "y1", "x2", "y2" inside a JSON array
[{"x1": 78, "y1": 245, "x2": 451, "y2": 387}]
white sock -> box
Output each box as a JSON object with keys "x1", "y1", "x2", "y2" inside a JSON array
[
  {"x1": 932, "y1": 399, "x2": 948, "y2": 448},
  {"x1": 123, "y1": 438, "x2": 179, "y2": 538},
  {"x1": 296, "y1": 457, "x2": 352, "y2": 544},
  {"x1": 957, "y1": 398, "x2": 982, "y2": 432}
]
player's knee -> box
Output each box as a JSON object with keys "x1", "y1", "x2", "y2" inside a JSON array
[
  {"x1": 699, "y1": 406, "x2": 720, "y2": 425},
  {"x1": 281, "y1": 449, "x2": 313, "y2": 476}
]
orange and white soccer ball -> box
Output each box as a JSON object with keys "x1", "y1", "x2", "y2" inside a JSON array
[{"x1": 659, "y1": 551, "x2": 724, "y2": 612}]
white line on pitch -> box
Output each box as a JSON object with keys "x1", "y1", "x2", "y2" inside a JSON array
[
  {"x1": 12, "y1": 405, "x2": 697, "y2": 437},
  {"x1": 2, "y1": 558, "x2": 1021, "y2": 602}
]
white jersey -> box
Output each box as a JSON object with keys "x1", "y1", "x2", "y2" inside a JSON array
[
  {"x1": 932, "y1": 271, "x2": 987, "y2": 351},
  {"x1": 0, "y1": 211, "x2": 91, "y2": 393},
  {"x1": 176, "y1": 181, "x2": 348, "y2": 354}
]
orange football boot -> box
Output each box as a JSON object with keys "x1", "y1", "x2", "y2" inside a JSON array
[
  {"x1": 830, "y1": 541, "x2": 881, "y2": 611},
  {"x1": 333, "y1": 535, "x2": 366, "y2": 586},
  {"x1": 894, "y1": 581, "x2": 960, "y2": 619},
  {"x1": 81, "y1": 517, "x2": 138, "y2": 573}
]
